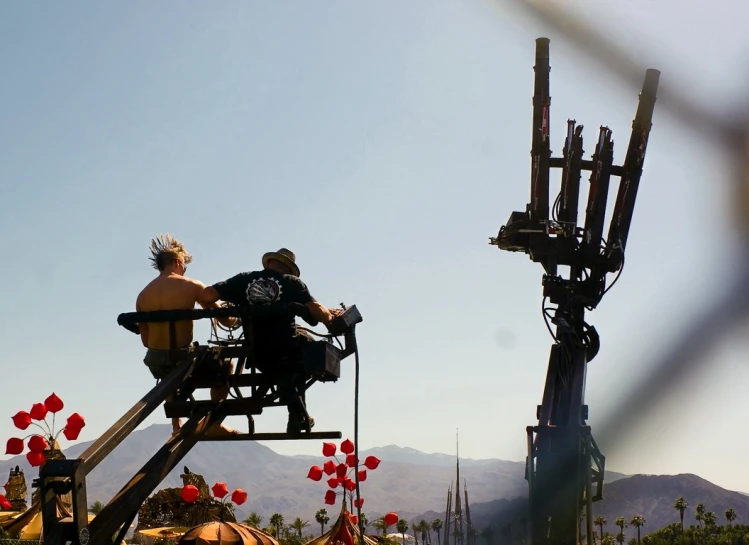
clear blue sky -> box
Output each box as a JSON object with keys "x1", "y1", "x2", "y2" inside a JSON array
[{"x1": 2, "y1": 0, "x2": 748, "y2": 494}]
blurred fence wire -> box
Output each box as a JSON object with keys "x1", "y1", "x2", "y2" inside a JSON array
[{"x1": 504, "y1": 0, "x2": 749, "y2": 448}]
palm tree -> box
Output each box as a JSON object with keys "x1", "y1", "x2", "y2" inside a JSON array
[
  {"x1": 361, "y1": 513, "x2": 370, "y2": 529},
  {"x1": 270, "y1": 513, "x2": 284, "y2": 539},
  {"x1": 673, "y1": 498, "x2": 688, "y2": 531},
  {"x1": 601, "y1": 533, "x2": 615, "y2": 545},
  {"x1": 412, "y1": 522, "x2": 421, "y2": 545},
  {"x1": 432, "y1": 519, "x2": 444, "y2": 545},
  {"x1": 243, "y1": 512, "x2": 263, "y2": 528},
  {"x1": 725, "y1": 508, "x2": 736, "y2": 527},
  {"x1": 373, "y1": 518, "x2": 390, "y2": 536},
  {"x1": 397, "y1": 519, "x2": 410, "y2": 544},
  {"x1": 291, "y1": 517, "x2": 309, "y2": 538},
  {"x1": 629, "y1": 516, "x2": 645, "y2": 545},
  {"x1": 703, "y1": 511, "x2": 716, "y2": 528},
  {"x1": 614, "y1": 517, "x2": 627, "y2": 545},
  {"x1": 315, "y1": 509, "x2": 330, "y2": 536},
  {"x1": 481, "y1": 526, "x2": 495, "y2": 545},
  {"x1": 594, "y1": 516, "x2": 607, "y2": 543},
  {"x1": 418, "y1": 520, "x2": 431, "y2": 545},
  {"x1": 695, "y1": 503, "x2": 705, "y2": 528},
  {"x1": 88, "y1": 501, "x2": 104, "y2": 515}
]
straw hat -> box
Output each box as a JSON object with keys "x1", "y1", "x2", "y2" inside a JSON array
[{"x1": 262, "y1": 248, "x2": 300, "y2": 277}]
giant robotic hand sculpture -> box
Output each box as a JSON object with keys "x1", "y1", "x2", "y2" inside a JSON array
[{"x1": 490, "y1": 38, "x2": 659, "y2": 545}]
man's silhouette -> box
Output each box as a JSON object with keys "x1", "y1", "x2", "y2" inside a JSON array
[{"x1": 200, "y1": 248, "x2": 340, "y2": 433}]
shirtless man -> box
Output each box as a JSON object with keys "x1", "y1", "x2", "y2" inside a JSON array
[{"x1": 135, "y1": 234, "x2": 237, "y2": 436}]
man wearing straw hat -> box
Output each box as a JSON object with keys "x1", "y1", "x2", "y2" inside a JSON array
[{"x1": 200, "y1": 248, "x2": 341, "y2": 433}]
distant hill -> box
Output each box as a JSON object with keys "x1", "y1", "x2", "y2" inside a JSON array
[
  {"x1": 409, "y1": 474, "x2": 749, "y2": 543},
  {"x1": 0, "y1": 425, "x2": 529, "y2": 522},
  {"x1": 6, "y1": 425, "x2": 738, "y2": 539}
]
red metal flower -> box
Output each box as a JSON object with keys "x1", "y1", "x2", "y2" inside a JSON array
[
  {"x1": 357, "y1": 470, "x2": 367, "y2": 482},
  {"x1": 323, "y1": 460, "x2": 336, "y2": 475},
  {"x1": 307, "y1": 466, "x2": 323, "y2": 481},
  {"x1": 349, "y1": 514, "x2": 359, "y2": 525},
  {"x1": 26, "y1": 451, "x2": 45, "y2": 468},
  {"x1": 11, "y1": 411, "x2": 31, "y2": 431},
  {"x1": 384, "y1": 512, "x2": 398, "y2": 526},
  {"x1": 231, "y1": 489, "x2": 248, "y2": 506},
  {"x1": 5, "y1": 438, "x2": 24, "y2": 456},
  {"x1": 63, "y1": 427, "x2": 81, "y2": 441},
  {"x1": 0, "y1": 495, "x2": 11, "y2": 510},
  {"x1": 363, "y1": 456, "x2": 380, "y2": 470},
  {"x1": 44, "y1": 393, "x2": 64, "y2": 414},
  {"x1": 327, "y1": 478, "x2": 339, "y2": 489},
  {"x1": 324, "y1": 490, "x2": 337, "y2": 505},
  {"x1": 29, "y1": 403, "x2": 47, "y2": 421},
  {"x1": 181, "y1": 484, "x2": 199, "y2": 503},
  {"x1": 345, "y1": 454, "x2": 358, "y2": 467},
  {"x1": 354, "y1": 498, "x2": 364, "y2": 508},
  {"x1": 66, "y1": 413, "x2": 86, "y2": 432},
  {"x1": 340, "y1": 439, "x2": 355, "y2": 455},
  {"x1": 322, "y1": 442, "x2": 337, "y2": 457},
  {"x1": 211, "y1": 482, "x2": 229, "y2": 499},
  {"x1": 27, "y1": 435, "x2": 48, "y2": 454},
  {"x1": 335, "y1": 463, "x2": 347, "y2": 479},
  {"x1": 344, "y1": 478, "x2": 356, "y2": 492}
]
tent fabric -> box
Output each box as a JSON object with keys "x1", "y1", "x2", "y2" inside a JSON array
[
  {"x1": 306, "y1": 505, "x2": 378, "y2": 545},
  {"x1": 0, "y1": 496, "x2": 71, "y2": 537},
  {"x1": 178, "y1": 522, "x2": 279, "y2": 545}
]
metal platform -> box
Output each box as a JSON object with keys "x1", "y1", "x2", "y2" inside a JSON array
[{"x1": 199, "y1": 431, "x2": 343, "y2": 441}]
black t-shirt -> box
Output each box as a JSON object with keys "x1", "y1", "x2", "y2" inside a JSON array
[{"x1": 211, "y1": 269, "x2": 314, "y2": 360}]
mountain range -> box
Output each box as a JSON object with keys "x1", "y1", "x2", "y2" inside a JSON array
[{"x1": 1, "y1": 424, "x2": 746, "y2": 539}]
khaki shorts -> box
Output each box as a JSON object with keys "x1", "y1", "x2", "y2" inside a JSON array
[{"x1": 143, "y1": 347, "x2": 234, "y2": 381}]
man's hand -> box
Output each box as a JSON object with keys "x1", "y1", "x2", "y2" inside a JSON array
[{"x1": 305, "y1": 301, "x2": 342, "y2": 327}]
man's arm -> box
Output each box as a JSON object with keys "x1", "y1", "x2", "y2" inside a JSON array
[
  {"x1": 199, "y1": 286, "x2": 222, "y2": 306},
  {"x1": 306, "y1": 300, "x2": 339, "y2": 327},
  {"x1": 290, "y1": 278, "x2": 340, "y2": 327},
  {"x1": 194, "y1": 282, "x2": 237, "y2": 328}
]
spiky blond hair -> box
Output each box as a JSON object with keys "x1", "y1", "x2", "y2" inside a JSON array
[{"x1": 148, "y1": 234, "x2": 193, "y2": 271}]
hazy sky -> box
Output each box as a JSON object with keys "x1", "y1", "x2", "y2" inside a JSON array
[{"x1": 2, "y1": 1, "x2": 748, "y2": 495}]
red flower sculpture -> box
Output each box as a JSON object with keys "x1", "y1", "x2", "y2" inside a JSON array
[
  {"x1": 4, "y1": 393, "x2": 87, "y2": 468},
  {"x1": 181, "y1": 481, "x2": 248, "y2": 509},
  {"x1": 306, "y1": 438, "x2": 385, "y2": 516},
  {"x1": 231, "y1": 489, "x2": 247, "y2": 506},
  {"x1": 211, "y1": 482, "x2": 229, "y2": 499},
  {"x1": 307, "y1": 466, "x2": 323, "y2": 481},
  {"x1": 384, "y1": 512, "x2": 399, "y2": 526},
  {"x1": 0, "y1": 482, "x2": 11, "y2": 511},
  {"x1": 340, "y1": 439, "x2": 355, "y2": 455},
  {"x1": 181, "y1": 484, "x2": 200, "y2": 503}
]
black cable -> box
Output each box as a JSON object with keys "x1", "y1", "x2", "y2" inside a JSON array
[
  {"x1": 542, "y1": 297, "x2": 556, "y2": 340},
  {"x1": 352, "y1": 340, "x2": 365, "y2": 543},
  {"x1": 601, "y1": 239, "x2": 626, "y2": 298}
]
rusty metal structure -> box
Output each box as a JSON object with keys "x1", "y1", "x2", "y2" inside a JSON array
[
  {"x1": 490, "y1": 38, "x2": 658, "y2": 545},
  {"x1": 3, "y1": 466, "x2": 28, "y2": 513},
  {"x1": 443, "y1": 432, "x2": 475, "y2": 545},
  {"x1": 35, "y1": 302, "x2": 362, "y2": 545}
]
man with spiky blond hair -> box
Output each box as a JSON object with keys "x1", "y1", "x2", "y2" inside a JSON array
[{"x1": 136, "y1": 234, "x2": 237, "y2": 436}]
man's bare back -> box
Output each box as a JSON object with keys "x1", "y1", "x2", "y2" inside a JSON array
[
  {"x1": 136, "y1": 274, "x2": 206, "y2": 350},
  {"x1": 136, "y1": 234, "x2": 238, "y2": 437}
]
